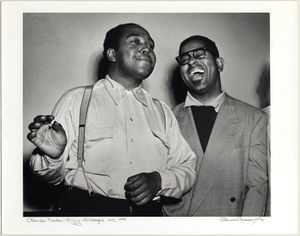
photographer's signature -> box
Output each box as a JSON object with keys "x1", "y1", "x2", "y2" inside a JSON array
[{"x1": 220, "y1": 217, "x2": 263, "y2": 225}]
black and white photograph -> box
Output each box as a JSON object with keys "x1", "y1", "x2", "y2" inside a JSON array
[
  {"x1": 1, "y1": 1, "x2": 298, "y2": 235},
  {"x1": 22, "y1": 12, "x2": 271, "y2": 217}
]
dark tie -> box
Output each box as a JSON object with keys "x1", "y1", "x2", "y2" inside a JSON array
[{"x1": 191, "y1": 106, "x2": 217, "y2": 152}]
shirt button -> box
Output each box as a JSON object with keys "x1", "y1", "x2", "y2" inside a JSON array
[
  {"x1": 130, "y1": 117, "x2": 133, "y2": 121},
  {"x1": 131, "y1": 138, "x2": 135, "y2": 142},
  {"x1": 129, "y1": 161, "x2": 134, "y2": 165},
  {"x1": 230, "y1": 197, "x2": 236, "y2": 203}
]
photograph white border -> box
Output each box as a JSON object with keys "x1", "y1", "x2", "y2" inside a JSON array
[{"x1": 1, "y1": 1, "x2": 299, "y2": 235}]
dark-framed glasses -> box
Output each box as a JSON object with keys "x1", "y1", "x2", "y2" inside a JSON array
[{"x1": 176, "y1": 47, "x2": 208, "y2": 65}]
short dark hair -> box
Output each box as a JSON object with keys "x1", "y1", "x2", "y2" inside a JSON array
[
  {"x1": 103, "y1": 23, "x2": 142, "y2": 64},
  {"x1": 179, "y1": 35, "x2": 220, "y2": 58}
]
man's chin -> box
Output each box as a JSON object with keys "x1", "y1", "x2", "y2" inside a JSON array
[
  {"x1": 190, "y1": 85, "x2": 207, "y2": 95},
  {"x1": 189, "y1": 81, "x2": 203, "y2": 89},
  {"x1": 136, "y1": 68, "x2": 154, "y2": 80}
]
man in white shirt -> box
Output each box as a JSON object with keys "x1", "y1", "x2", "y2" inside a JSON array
[
  {"x1": 27, "y1": 23, "x2": 196, "y2": 216},
  {"x1": 163, "y1": 35, "x2": 269, "y2": 216}
]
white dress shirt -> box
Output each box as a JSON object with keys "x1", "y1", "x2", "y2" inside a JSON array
[
  {"x1": 30, "y1": 76, "x2": 196, "y2": 200},
  {"x1": 184, "y1": 91, "x2": 226, "y2": 112}
]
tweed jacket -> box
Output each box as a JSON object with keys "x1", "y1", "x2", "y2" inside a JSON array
[{"x1": 163, "y1": 93, "x2": 269, "y2": 216}]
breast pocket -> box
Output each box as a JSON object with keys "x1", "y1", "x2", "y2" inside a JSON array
[
  {"x1": 83, "y1": 124, "x2": 114, "y2": 173},
  {"x1": 151, "y1": 130, "x2": 170, "y2": 155},
  {"x1": 85, "y1": 124, "x2": 113, "y2": 141}
]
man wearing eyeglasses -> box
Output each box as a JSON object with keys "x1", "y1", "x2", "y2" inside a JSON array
[{"x1": 163, "y1": 35, "x2": 269, "y2": 216}]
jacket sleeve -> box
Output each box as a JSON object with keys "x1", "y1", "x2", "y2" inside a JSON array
[
  {"x1": 242, "y1": 112, "x2": 269, "y2": 216},
  {"x1": 29, "y1": 90, "x2": 79, "y2": 185},
  {"x1": 157, "y1": 104, "x2": 196, "y2": 199}
]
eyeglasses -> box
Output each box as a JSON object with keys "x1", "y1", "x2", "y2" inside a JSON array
[{"x1": 176, "y1": 47, "x2": 208, "y2": 65}]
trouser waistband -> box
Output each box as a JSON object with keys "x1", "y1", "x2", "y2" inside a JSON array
[
  {"x1": 68, "y1": 186, "x2": 129, "y2": 204},
  {"x1": 59, "y1": 186, "x2": 163, "y2": 217}
]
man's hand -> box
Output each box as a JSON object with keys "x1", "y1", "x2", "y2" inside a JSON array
[
  {"x1": 124, "y1": 172, "x2": 162, "y2": 206},
  {"x1": 27, "y1": 115, "x2": 67, "y2": 159}
]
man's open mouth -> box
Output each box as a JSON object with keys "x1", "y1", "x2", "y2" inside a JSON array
[
  {"x1": 189, "y1": 68, "x2": 205, "y2": 86},
  {"x1": 189, "y1": 68, "x2": 205, "y2": 78}
]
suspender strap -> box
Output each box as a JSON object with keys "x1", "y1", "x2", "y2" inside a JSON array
[
  {"x1": 69, "y1": 85, "x2": 94, "y2": 196},
  {"x1": 69, "y1": 85, "x2": 167, "y2": 196},
  {"x1": 78, "y1": 85, "x2": 93, "y2": 164}
]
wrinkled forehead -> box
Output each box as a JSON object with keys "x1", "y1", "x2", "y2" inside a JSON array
[{"x1": 121, "y1": 25, "x2": 154, "y2": 43}]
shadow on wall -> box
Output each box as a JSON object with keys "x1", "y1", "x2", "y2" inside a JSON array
[
  {"x1": 23, "y1": 157, "x2": 65, "y2": 212},
  {"x1": 95, "y1": 54, "x2": 109, "y2": 82},
  {"x1": 168, "y1": 65, "x2": 188, "y2": 107},
  {"x1": 256, "y1": 63, "x2": 270, "y2": 109}
]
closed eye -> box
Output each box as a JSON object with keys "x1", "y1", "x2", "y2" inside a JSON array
[
  {"x1": 128, "y1": 36, "x2": 154, "y2": 50},
  {"x1": 130, "y1": 37, "x2": 140, "y2": 45},
  {"x1": 147, "y1": 43, "x2": 154, "y2": 50}
]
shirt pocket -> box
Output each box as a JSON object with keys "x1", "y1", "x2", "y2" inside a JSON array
[
  {"x1": 151, "y1": 130, "x2": 170, "y2": 155},
  {"x1": 85, "y1": 124, "x2": 113, "y2": 141}
]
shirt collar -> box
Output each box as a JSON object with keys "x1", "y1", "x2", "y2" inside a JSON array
[
  {"x1": 184, "y1": 91, "x2": 225, "y2": 112},
  {"x1": 103, "y1": 75, "x2": 148, "y2": 106}
]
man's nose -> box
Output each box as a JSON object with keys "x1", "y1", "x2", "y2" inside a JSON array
[
  {"x1": 187, "y1": 53, "x2": 197, "y2": 65},
  {"x1": 141, "y1": 45, "x2": 150, "y2": 54}
]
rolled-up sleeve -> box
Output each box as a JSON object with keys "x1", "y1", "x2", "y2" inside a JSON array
[{"x1": 29, "y1": 89, "x2": 80, "y2": 185}]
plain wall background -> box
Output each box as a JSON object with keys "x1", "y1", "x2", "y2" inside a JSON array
[{"x1": 23, "y1": 13, "x2": 269, "y2": 211}]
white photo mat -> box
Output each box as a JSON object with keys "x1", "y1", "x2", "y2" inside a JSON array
[{"x1": 1, "y1": 1, "x2": 299, "y2": 235}]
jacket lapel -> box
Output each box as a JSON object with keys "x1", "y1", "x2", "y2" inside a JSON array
[
  {"x1": 174, "y1": 105, "x2": 205, "y2": 213},
  {"x1": 188, "y1": 94, "x2": 246, "y2": 215},
  {"x1": 176, "y1": 105, "x2": 204, "y2": 170}
]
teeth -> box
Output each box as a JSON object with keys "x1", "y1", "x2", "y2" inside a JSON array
[
  {"x1": 191, "y1": 69, "x2": 205, "y2": 76},
  {"x1": 190, "y1": 69, "x2": 205, "y2": 79}
]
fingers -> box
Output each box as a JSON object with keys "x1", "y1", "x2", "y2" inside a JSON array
[
  {"x1": 126, "y1": 191, "x2": 150, "y2": 206},
  {"x1": 125, "y1": 181, "x2": 148, "y2": 198},
  {"x1": 50, "y1": 120, "x2": 64, "y2": 133},
  {"x1": 125, "y1": 174, "x2": 145, "y2": 204},
  {"x1": 125, "y1": 184, "x2": 150, "y2": 206},
  {"x1": 27, "y1": 131, "x2": 36, "y2": 142},
  {"x1": 124, "y1": 174, "x2": 142, "y2": 191},
  {"x1": 124, "y1": 173, "x2": 154, "y2": 206},
  {"x1": 124, "y1": 172, "x2": 162, "y2": 206},
  {"x1": 28, "y1": 122, "x2": 41, "y2": 131},
  {"x1": 29, "y1": 115, "x2": 55, "y2": 131},
  {"x1": 27, "y1": 115, "x2": 56, "y2": 142},
  {"x1": 33, "y1": 115, "x2": 54, "y2": 123}
]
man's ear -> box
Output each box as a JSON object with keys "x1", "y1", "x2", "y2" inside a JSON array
[
  {"x1": 107, "y1": 48, "x2": 116, "y2": 62},
  {"x1": 216, "y1": 57, "x2": 225, "y2": 72}
]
